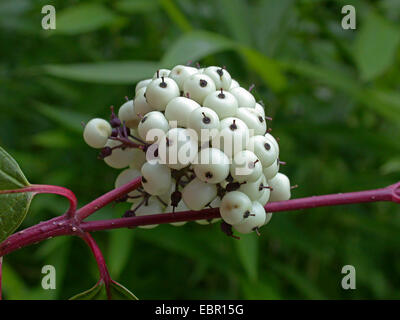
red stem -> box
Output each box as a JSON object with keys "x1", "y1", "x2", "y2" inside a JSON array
[
  {"x1": 0, "y1": 184, "x2": 77, "y2": 217},
  {"x1": 80, "y1": 233, "x2": 112, "y2": 299},
  {"x1": 75, "y1": 177, "x2": 142, "y2": 222},
  {"x1": 0, "y1": 256, "x2": 3, "y2": 300}
]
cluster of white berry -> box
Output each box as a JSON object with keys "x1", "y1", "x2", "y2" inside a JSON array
[{"x1": 83, "y1": 65, "x2": 292, "y2": 237}]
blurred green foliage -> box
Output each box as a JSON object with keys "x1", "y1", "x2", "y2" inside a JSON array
[{"x1": 0, "y1": 0, "x2": 400, "y2": 299}]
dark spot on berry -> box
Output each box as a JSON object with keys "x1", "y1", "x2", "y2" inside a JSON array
[
  {"x1": 202, "y1": 112, "x2": 211, "y2": 124},
  {"x1": 154, "y1": 148, "x2": 159, "y2": 157},
  {"x1": 229, "y1": 120, "x2": 237, "y2": 131},
  {"x1": 243, "y1": 210, "x2": 251, "y2": 218},
  {"x1": 218, "y1": 88, "x2": 225, "y2": 99},
  {"x1": 171, "y1": 190, "x2": 182, "y2": 207},
  {"x1": 142, "y1": 177, "x2": 147, "y2": 183},
  {"x1": 159, "y1": 76, "x2": 167, "y2": 88},
  {"x1": 258, "y1": 116, "x2": 264, "y2": 123},
  {"x1": 264, "y1": 143, "x2": 271, "y2": 151},
  {"x1": 217, "y1": 68, "x2": 224, "y2": 77},
  {"x1": 141, "y1": 116, "x2": 147, "y2": 123},
  {"x1": 166, "y1": 137, "x2": 171, "y2": 147},
  {"x1": 205, "y1": 171, "x2": 213, "y2": 179},
  {"x1": 199, "y1": 79, "x2": 208, "y2": 87}
]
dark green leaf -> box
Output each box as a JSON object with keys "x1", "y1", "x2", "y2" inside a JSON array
[
  {"x1": 43, "y1": 61, "x2": 159, "y2": 84},
  {"x1": 234, "y1": 234, "x2": 258, "y2": 281},
  {"x1": 108, "y1": 229, "x2": 135, "y2": 279},
  {"x1": 115, "y1": 0, "x2": 159, "y2": 13},
  {"x1": 0, "y1": 146, "x2": 30, "y2": 190}
]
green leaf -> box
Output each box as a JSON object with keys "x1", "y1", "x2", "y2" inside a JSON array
[
  {"x1": 161, "y1": 31, "x2": 234, "y2": 67},
  {"x1": 354, "y1": 12, "x2": 400, "y2": 81},
  {"x1": 43, "y1": 61, "x2": 159, "y2": 84},
  {"x1": 53, "y1": 3, "x2": 117, "y2": 35},
  {"x1": 234, "y1": 234, "x2": 258, "y2": 281},
  {"x1": 0, "y1": 146, "x2": 33, "y2": 243},
  {"x1": 70, "y1": 281, "x2": 138, "y2": 300},
  {"x1": 159, "y1": 0, "x2": 192, "y2": 32}
]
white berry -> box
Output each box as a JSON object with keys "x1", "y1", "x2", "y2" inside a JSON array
[
  {"x1": 153, "y1": 69, "x2": 170, "y2": 79},
  {"x1": 138, "y1": 111, "x2": 169, "y2": 143},
  {"x1": 115, "y1": 168, "x2": 142, "y2": 199},
  {"x1": 268, "y1": 172, "x2": 291, "y2": 202},
  {"x1": 141, "y1": 161, "x2": 172, "y2": 195},
  {"x1": 165, "y1": 96, "x2": 200, "y2": 127},
  {"x1": 203, "y1": 89, "x2": 238, "y2": 119},
  {"x1": 83, "y1": 118, "x2": 112, "y2": 149},
  {"x1": 193, "y1": 148, "x2": 230, "y2": 184},
  {"x1": 182, "y1": 178, "x2": 217, "y2": 211},
  {"x1": 187, "y1": 107, "x2": 220, "y2": 142},
  {"x1": 220, "y1": 191, "x2": 252, "y2": 225},
  {"x1": 133, "y1": 87, "x2": 153, "y2": 118},
  {"x1": 233, "y1": 201, "x2": 266, "y2": 234},
  {"x1": 264, "y1": 133, "x2": 279, "y2": 154},
  {"x1": 135, "y1": 79, "x2": 152, "y2": 95},
  {"x1": 254, "y1": 102, "x2": 266, "y2": 118},
  {"x1": 263, "y1": 159, "x2": 280, "y2": 179},
  {"x1": 135, "y1": 198, "x2": 163, "y2": 229},
  {"x1": 238, "y1": 174, "x2": 266, "y2": 201},
  {"x1": 203, "y1": 66, "x2": 232, "y2": 90},
  {"x1": 229, "y1": 79, "x2": 240, "y2": 90},
  {"x1": 118, "y1": 100, "x2": 138, "y2": 128},
  {"x1": 230, "y1": 87, "x2": 256, "y2": 108},
  {"x1": 230, "y1": 150, "x2": 262, "y2": 183},
  {"x1": 248, "y1": 135, "x2": 278, "y2": 167},
  {"x1": 235, "y1": 107, "x2": 267, "y2": 136},
  {"x1": 168, "y1": 65, "x2": 198, "y2": 90},
  {"x1": 183, "y1": 73, "x2": 216, "y2": 104},
  {"x1": 103, "y1": 139, "x2": 136, "y2": 169},
  {"x1": 146, "y1": 77, "x2": 180, "y2": 111}
]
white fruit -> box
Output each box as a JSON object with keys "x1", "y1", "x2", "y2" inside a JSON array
[
  {"x1": 158, "y1": 179, "x2": 176, "y2": 205},
  {"x1": 229, "y1": 79, "x2": 240, "y2": 90},
  {"x1": 165, "y1": 96, "x2": 200, "y2": 127},
  {"x1": 183, "y1": 73, "x2": 216, "y2": 104},
  {"x1": 133, "y1": 87, "x2": 153, "y2": 118},
  {"x1": 268, "y1": 172, "x2": 291, "y2": 202},
  {"x1": 203, "y1": 90, "x2": 238, "y2": 119},
  {"x1": 83, "y1": 118, "x2": 112, "y2": 149},
  {"x1": 187, "y1": 107, "x2": 220, "y2": 142},
  {"x1": 157, "y1": 128, "x2": 198, "y2": 170},
  {"x1": 262, "y1": 159, "x2": 280, "y2": 179},
  {"x1": 263, "y1": 212, "x2": 273, "y2": 226},
  {"x1": 138, "y1": 111, "x2": 169, "y2": 143},
  {"x1": 235, "y1": 107, "x2": 267, "y2": 136},
  {"x1": 134, "y1": 198, "x2": 163, "y2": 229},
  {"x1": 182, "y1": 178, "x2": 217, "y2": 211},
  {"x1": 264, "y1": 133, "x2": 279, "y2": 154},
  {"x1": 212, "y1": 117, "x2": 249, "y2": 158},
  {"x1": 196, "y1": 197, "x2": 222, "y2": 224},
  {"x1": 168, "y1": 65, "x2": 198, "y2": 90},
  {"x1": 230, "y1": 150, "x2": 262, "y2": 183},
  {"x1": 141, "y1": 161, "x2": 172, "y2": 195},
  {"x1": 103, "y1": 139, "x2": 136, "y2": 169},
  {"x1": 118, "y1": 100, "x2": 138, "y2": 128},
  {"x1": 230, "y1": 87, "x2": 256, "y2": 109},
  {"x1": 220, "y1": 191, "x2": 252, "y2": 225},
  {"x1": 115, "y1": 168, "x2": 142, "y2": 200},
  {"x1": 254, "y1": 102, "x2": 266, "y2": 118},
  {"x1": 256, "y1": 175, "x2": 270, "y2": 206},
  {"x1": 233, "y1": 201, "x2": 266, "y2": 234},
  {"x1": 153, "y1": 69, "x2": 170, "y2": 79},
  {"x1": 248, "y1": 135, "x2": 278, "y2": 167},
  {"x1": 146, "y1": 77, "x2": 180, "y2": 111},
  {"x1": 135, "y1": 79, "x2": 152, "y2": 95},
  {"x1": 238, "y1": 175, "x2": 265, "y2": 201},
  {"x1": 203, "y1": 66, "x2": 232, "y2": 90},
  {"x1": 129, "y1": 148, "x2": 147, "y2": 170},
  {"x1": 193, "y1": 148, "x2": 230, "y2": 184}
]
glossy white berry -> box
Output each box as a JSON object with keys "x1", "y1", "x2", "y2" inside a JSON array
[
  {"x1": 135, "y1": 79, "x2": 152, "y2": 95},
  {"x1": 254, "y1": 102, "x2": 266, "y2": 118},
  {"x1": 153, "y1": 69, "x2": 170, "y2": 79},
  {"x1": 256, "y1": 175, "x2": 270, "y2": 206},
  {"x1": 233, "y1": 201, "x2": 266, "y2": 234},
  {"x1": 146, "y1": 77, "x2": 180, "y2": 111},
  {"x1": 141, "y1": 161, "x2": 172, "y2": 196},
  {"x1": 263, "y1": 212, "x2": 273, "y2": 226},
  {"x1": 220, "y1": 191, "x2": 252, "y2": 225},
  {"x1": 268, "y1": 172, "x2": 291, "y2": 202},
  {"x1": 182, "y1": 178, "x2": 217, "y2": 211},
  {"x1": 195, "y1": 197, "x2": 222, "y2": 225},
  {"x1": 262, "y1": 159, "x2": 280, "y2": 179},
  {"x1": 212, "y1": 117, "x2": 249, "y2": 158},
  {"x1": 248, "y1": 135, "x2": 278, "y2": 167},
  {"x1": 183, "y1": 73, "x2": 216, "y2": 104},
  {"x1": 229, "y1": 79, "x2": 240, "y2": 90},
  {"x1": 157, "y1": 128, "x2": 198, "y2": 170},
  {"x1": 230, "y1": 150, "x2": 262, "y2": 183},
  {"x1": 133, "y1": 87, "x2": 153, "y2": 118},
  {"x1": 235, "y1": 107, "x2": 267, "y2": 136},
  {"x1": 138, "y1": 111, "x2": 169, "y2": 143},
  {"x1": 203, "y1": 90, "x2": 238, "y2": 119},
  {"x1": 115, "y1": 168, "x2": 142, "y2": 199},
  {"x1": 165, "y1": 96, "x2": 200, "y2": 127},
  {"x1": 203, "y1": 66, "x2": 232, "y2": 90},
  {"x1": 187, "y1": 107, "x2": 220, "y2": 142},
  {"x1": 193, "y1": 148, "x2": 230, "y2": 184},
  {"x1": 129, "y1": 148, "x2": 147, "y2": 170},
  {"x1": 239, "y1": 174, "x2": 266, "y2": 201},
  {"x1": 118, "y1": 100, "x2": 138, "y2": 128},
  {"x1": 83, "y1": 118, "x2": 112, "y2": 149},
  {"x1": 168, "y1": 65, "x2": 198, "y2": 90},
  {"x1": 103, "y1": 139, "x2": 137, "y2": 169},
  {"x1": 265, "y1": 133, "x2": 279, "y2": 154},
  {"x1": 230, "y1": 87, "x2": 256, "y2": 109},
  {"x1": 135, "y1": 198, "x2": 163, "y2": 229}
]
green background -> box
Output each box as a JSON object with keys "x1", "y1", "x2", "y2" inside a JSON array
[{"x1": 1, "y1": 0, "x2": 400, "y2": 299}]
